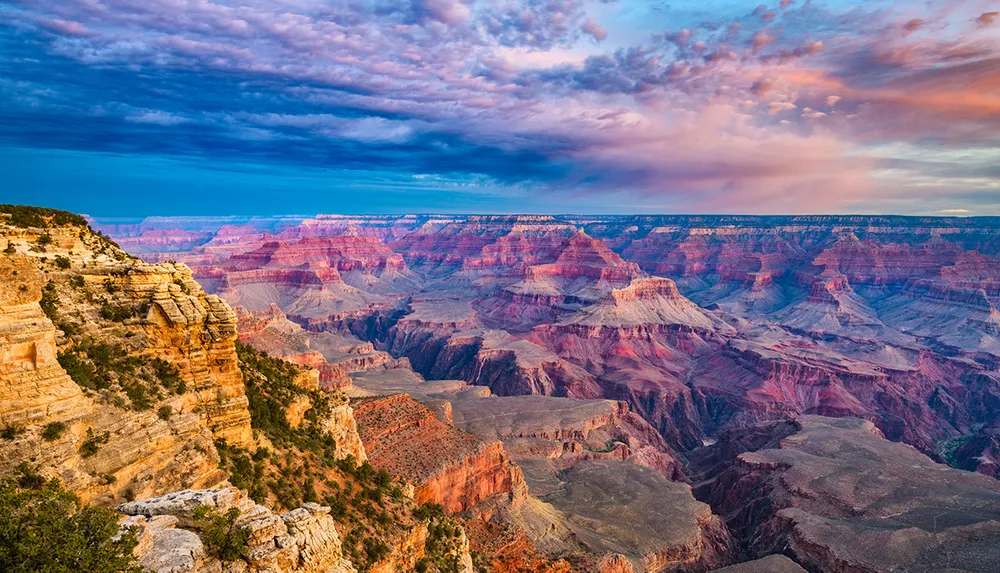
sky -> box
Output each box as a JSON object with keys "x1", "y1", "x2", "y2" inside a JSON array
[{"x1": 1, "y1": 0, "x2": 999, "y2": 216}]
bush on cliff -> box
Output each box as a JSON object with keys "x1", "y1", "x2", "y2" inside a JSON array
[
  {"x1": 39, "y1": 282, "x2": 59, "y2": 321},
  {"x1": 0, "y1": 204, "x2": 89, "y2": 228},
  {"x1": 192, "y1": 504, "x2": 249, "y2": 562},
  {"x1": 0, "y1": 465, "x2": 141, "y2": 573},
  {"x1": 58, "y1": 340, "x2": 186, "y2": 408},
  {"x1": 236, "y1": 342, "x2": 337, "y2": 451}
]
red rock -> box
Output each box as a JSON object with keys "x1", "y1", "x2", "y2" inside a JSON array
[{"x1": 352, "y1": 394, "x2": 526, "y2": 514}]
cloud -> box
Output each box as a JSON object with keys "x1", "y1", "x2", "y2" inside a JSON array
[
  {"x1": 582, "y1": 18, "x2": 607, "y2": 42},
  {"x1": 768, "y1": 102, "x2": 798, "y2": 115},
  {"x1": 976, "y1": 12, "x2": 998, "y2": 26},
  {"x1": 414, "y1": 0, "x2": 470, "y2": 24},
  {"x1": 125, "y1": 110, "x2": 192, "y2": 125},
  {"x1": 0, "y1": 0, "x2": 998, "y2": 214}
]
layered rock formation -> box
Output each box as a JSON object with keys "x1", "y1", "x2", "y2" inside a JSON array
[
  {"x1": 0, "y1": 217, "x2": 247, "y2": 504},
  {"x1": 523, "y1": 460, "x2": 732, "y2": 572},
  {"x1": 90, "y1": 212, "x2": 1000, "y2": 572},
  {"x1": 352, "y1": 394, "x2": 526, "y2": 514},
  {"x1": 236, "y1": 303, "x2": 402, "y2": 391},
  {"x1": 442, "y1": 389, "x2": 684, "y2": 481},
  {"x1": 0, "y1": 255, "x2": 87, "y2": 427}
]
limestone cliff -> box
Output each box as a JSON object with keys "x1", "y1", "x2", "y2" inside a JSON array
[
  {"x1": 0, "y1": 255, "x2": 87, "y2": 427},
  {"x1": 0, "y1": 216, "x2": 249, "y2": 504}
]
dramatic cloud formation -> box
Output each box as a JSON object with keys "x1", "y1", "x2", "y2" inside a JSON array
[{"x1": 0, "y1": 0, "x2": 998, "y2": 214}]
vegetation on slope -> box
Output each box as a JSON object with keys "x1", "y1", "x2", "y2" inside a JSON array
[
  {"x1": 58, "y1": 339, "x2": 185, "y2": 410},
  {"x1": 0, "y1": 464, "x2": 141, "y2": 573},
  {"x1": 227, "y1": 342, "x2": 476, "y2": 572},
  {"x1": 0, "y1": 204, "x2": 89, "y2": 228}
]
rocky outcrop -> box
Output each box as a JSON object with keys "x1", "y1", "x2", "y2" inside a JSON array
[
  {"x1": 382, "y1": 313, "x2": 602, "y2": 399},
  {"x1": 140, "y1": 271, "x2": 253, "y2": 447},
  {"x1": 120, "y1": 488, "x2": 356, "y2": 573},
  {"x1": 353, "y1": 394, "x2": 526, "y2": 514},
  {"x1": 444, "y1": 390, "x2": 684, "y2": 480},
  {"x1": 527, "y1": 460, "x2": 732, "y2": 573},
  {"x1": 323, "y1": 403, "x2": 368, "y2": 462},
  {"x1": 235, "y1": 303, "x2": 405, "y2": 391},
  {"x1": 708, "y1": 555, "x2": 806, "y2": 573},
  {"x1": 948, "y1": 429, "x2": 1000, "y2": 479}
]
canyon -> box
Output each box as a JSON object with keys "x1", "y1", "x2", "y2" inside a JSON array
[{"x1": 4, "y1": 208, "x2": 1000, "y2": 573}]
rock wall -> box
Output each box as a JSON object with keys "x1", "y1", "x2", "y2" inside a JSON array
[
  {"x1": 0, "y1": 255, "x2": 87, "y2": 426},
  {"x1": 353, "y1": 394, "x2": 526, "y2": 514},
  {"x1": 0, "y1": 222, "x2": 249, "y2": 504},
  {"x1": 138, "y1": 270, "x2": 254, "y2": 447}
]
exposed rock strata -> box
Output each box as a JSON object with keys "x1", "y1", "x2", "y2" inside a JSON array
[{"x1": 353, "y1": 394, "x2": 526, "y2": 514}]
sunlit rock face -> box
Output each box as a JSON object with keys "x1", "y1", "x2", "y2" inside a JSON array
[
  {"x1": 119, "y1": 488, "x2": 357, "y2": 573},
  {"x1": 0, "y1": 219, "x2": 245, "y2": 505},
  {"x1": 353, "y1": 394, "x2": 526, "y2": 515}
]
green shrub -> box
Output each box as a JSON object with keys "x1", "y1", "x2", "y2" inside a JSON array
[
  {"x1": 69, "y1": 275, "x2": 85, "y2": 288},
  {"x1": 37, "y1": 233, "x2": 52, "y2": 246},
  {"x1": 0, "y1": 464, "x2": 141, "y2": 573},
  {"x1": 41, "y1": 422, "x2": 67, "y2": 442},
  {"x1": 56, "y1": 320, "x2": 80, "y2": 336},
  {"x1": 39, "y1": 283, "x2": 59, "y2": 321},
  {"x1": 157, "y1": 405, "x2": 173, "y2": 421},
  {"x1": 0, "y1": 205, "x2": 89, "y2": 228},
  {"x1": 79, "y1": 429, "x2": 110, "y2": 458},
  {"x1": 59, "y1": 341, "x2": 182, "y2": 409},
  {"x1": 54, "y1": 255, "x2": 71, "y2": 270},
  {"x1": 3, "y1": 243, "x2": 14, "y2": 255},
  {"x1": 192, "y1": 505, "x2": 248, "y2": 562},
  {"x1": 150, "y1": 358, "x2": 183, "y2": 393},
  {"x1": 123, "y1": 383, "x2": 153, "y2": 411},
  {"x1": 1, "y1": 425, "x2": 24, "y2": 441},
  {"x1": 414, "y1": 502, "x2": 445, "y2": 521},
  {"x1": 58, "y1": 351, "x2": 105, "y2": 391},
  {"x1": 99, "y1": 302, "x2": 148, "y2": 322},
  {"x1": 237, "y1": 342, "x2": 305, "y2": 443}
]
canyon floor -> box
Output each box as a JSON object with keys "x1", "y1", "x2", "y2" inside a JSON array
[{"x1": 5, "y1": 208, "x2": 1000, "y2": 572}]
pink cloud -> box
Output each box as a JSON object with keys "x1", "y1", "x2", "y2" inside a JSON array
[{"x1": 582, "y1": 18, "x2": 607, "y2": 42}]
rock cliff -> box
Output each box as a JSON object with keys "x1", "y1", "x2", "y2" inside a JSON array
[
  {"x1": 353, "y1": 394, "x2": 526, "y2": 514},
  {"x1": 0, "y1": 217, "x2": 247, "y2": 504}
]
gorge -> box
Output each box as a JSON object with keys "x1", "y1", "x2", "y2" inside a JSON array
[{"x1": 4, "y1": 207, "x2": 1000, "y2": 573}]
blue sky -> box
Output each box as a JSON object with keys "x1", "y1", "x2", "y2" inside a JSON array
[{"x1": 1, "y1": 0, "x2": 998, "y2": 216}]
